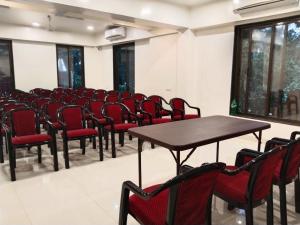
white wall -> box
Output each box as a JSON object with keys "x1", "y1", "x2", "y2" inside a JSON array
[
  {"x1": 13, "y1": 41, "x2": 57, "y2": 91},
  {"x1": 135, "y1": 34, "x2": 178, "y2": 100}
]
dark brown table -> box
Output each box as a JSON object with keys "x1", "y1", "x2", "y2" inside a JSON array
[{"x1": 128, "y1": 115, "x2": 271, "y2": 187}]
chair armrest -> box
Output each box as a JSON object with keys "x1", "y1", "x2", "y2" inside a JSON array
[
  {"x1": 186, "y1": 103, "x2": 201, "y2": 117},
  {"x1": 291, "y1": 131, "x2": 300, "y2": 140},
  {"x1": 140, "y1": 110, "x2": 152, "y2": 123},
  {"x1": 122, "y1": 181, "x2": 155, "y2": 201},
  {"x1": 179, "y1": 165, "x2": 194, "y2": 174},
  {"x1": 265, "y1": 138, "x2": 289, "y2": 152},
  {"x1": 1, "y1": 123, "x2": 10, "y2": 134},
  {"x1": 45, "y1": 120, "x2": 56, "y2": 130},
  {"x1": 58, "y1": 120, "x2": 67, "y2": 134},
  {"x1": 102, "y1": 114, "x2": 114, "y2": 126}
]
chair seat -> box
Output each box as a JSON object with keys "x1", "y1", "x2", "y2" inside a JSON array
[
  {"x1": 215, "y1": 166, "x2": 250, "y2": 204},
  {"x1": 12, "y1": 134, "x2": 51, "y2": 145},
  {"x1": 142, "y1": 118, "x2": 172, "y2": 125},
  {"x1": 124, "y1": 114, "x2": 143, "y2": 120},
  {"x1": 129, "y1": 184, "x2": 168, "y2": 225},
  {"x1": 105, "y1": 123, "x2": 137, "y2": 131},
  {"x1": 173, "y1": 114, "x2": 199, "y2": 120},
  {"x1": 65, "y1": 128, "x2": 98, "y2": 139},
  {"x1": 160, "y1": 109, "x2": 170, "y2": 116},
  {"x1": 87, "y1": 118, "x2": 107, "y2": 127}
]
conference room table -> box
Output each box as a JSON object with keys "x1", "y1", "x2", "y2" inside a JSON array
[{"x1": 128, "y1": 115, "x2": 271, "y2": 188}]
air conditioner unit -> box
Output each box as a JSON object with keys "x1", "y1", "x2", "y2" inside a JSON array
[
  {"x1": 104, "y1": 26, "x2": 126, "y2": 41},
  {"x1": 233, "y1": 0, "x2": 299, "y2": 14}
]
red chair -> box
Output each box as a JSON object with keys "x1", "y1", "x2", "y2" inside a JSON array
[
  {"x1": 0, "y1": 103, "x2": 27, "y2": 163},
  {"x1": 170, "y1": 98, "x2": 200, "y2": 120},
  {"x1": 94, "y1": 89, "x2": 106, "y2": 101},
  {"x1": 214, "y1": 147, "x2": 285, "y2": 225},
  {"x1": 62, "y1": 95, "x2": 76, "y2": 104},
  {"x1": 140, "y1": 100, "x2": 172, "y2": 125},
  {"x1": 121, "y1": 97, "x2": 143, "y2": 123},
  {"x1": 4, "y1": 107, "x2": 58, "y2": 181},
  {"x1": 133, "y1": 93, "x2": 146, "y2": 103},
  {"x1": 106, "y1": 94, "x2": 119, "y2": 103},
  {"x1": 107, "y1": 90, "x2": 118, "y2": 96},
  {"x1": 74, "y1": 97, "x2": 90, "y2": 108},
  {"x1": 58, "y1": 105, "x2": 103, "y2": 168},
  {"x1": 43, "y1": 101, "x2": 65, "y2": 131},
  {"x1": 119, "y1": 162, "x2": 226, "y2": 225},
  {"x1": 83, "y1": 88, "x2": 95, "y2": 98},
  {"x1": 148, "y1": 95, "x2": 171, "y2": 117},
  {"x1": 234, "y1": 132, "x2": 300, "y2": 225},
  {"x1": 120, "y1": 91, "x2": 131, "y2": 99},
  {"x1": 102, "y1": 103, "x2": 140, "y2": 158}
]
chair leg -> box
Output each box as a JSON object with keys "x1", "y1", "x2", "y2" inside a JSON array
[
  {"x1": 267, "y1": 186, "x2": 274, "y2": 225},
  {"x1": 8, "y1": 146, "x2": 16, "y2": 181},
  {"x1": 119, "y1": 185, "x2": 130, "y2": 225},
  {"x1": 129, "y1": 135, "x2": 132, "y2": 141},
  {"x1": 37, "y1": 145, "x2": 42, "y2": 163},
  {"x1": 112, "y1": 131, "x2": 116, "y2": 158},
  {"x1": 82, "y1": 138, "x2": 86, "y2": 155},
  {"x1": 245, "y1": 206, "x2": 254, "y2": 225},
  {"x1": 92, "y1": 136, "x2": 96, "y2": 149},
  {"x1": 50, "y1": 141, "x2": 59, "y2": 171},
  {"x1": 105, "y1": 130, "x2": 109, "y2": 150},
  {"x1": 279, "y1": 184, "x2": 288, "y2": 225},
  {"x1": 98, "y1": 129, "x2": 103, "y2": 161},
  {"x1": 63, "y1": 140, "x2": 70, "y2": 169},
  {"x1": 0, "y1": 134, "x2": 4, "y2": 163},
  {"x1": 120, "y1": 133, "x2": 124, "y2": 147},
  {"x1": 151, "y1": 143, "x2": 155, "y2": 149}
]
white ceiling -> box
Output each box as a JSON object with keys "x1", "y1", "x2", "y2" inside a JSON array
[{"x1": 156, "y1": 0, "x2": 219, "y2": 7}]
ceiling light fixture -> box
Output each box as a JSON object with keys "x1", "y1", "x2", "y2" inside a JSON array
[
  {"x1": 32, "y1": 22, "x2": 40, "y2": 27},
  {"x1": 87, "y1": 25, "x2": 95, "y2": 31}
]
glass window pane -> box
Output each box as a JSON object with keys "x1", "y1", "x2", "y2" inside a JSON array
[
  {"x1": 238, "y1": 30, "x2": 250, "y2": 113},
  {"x1": 247, "y1": 27, "x2": 272, "y2": 116},
  {"x1": 57, "y1": 47, "x2": 69, "y2": 88},
  {"x1": 69, "y1": 47, "x2": 83, "y2": 89},
  {"x1": 0, "y1": 41, "x2": 13, "y2": 92}
]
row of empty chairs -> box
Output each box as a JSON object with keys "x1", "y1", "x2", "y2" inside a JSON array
[
  {"x1": 0, "y1": 88, "x2": 201, "y2": 181},
  {"x1": 120, "y1": 132, "x2": 300, "y2": 225}
]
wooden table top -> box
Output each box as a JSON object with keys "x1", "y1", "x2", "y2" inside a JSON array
[{"x1": 128, "y1": 115, "x2": 271, "y2": 151}]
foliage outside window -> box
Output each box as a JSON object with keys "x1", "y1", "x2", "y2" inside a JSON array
[
  {"x1": 231, "y1": 16, "x2": 300, "y2": 125},
  {"x1": 56, "y1": 45, "x2": 84, "y2": 88},
  {"x1": 0, "y1": 40, "x2": 14, "y2": 93}
]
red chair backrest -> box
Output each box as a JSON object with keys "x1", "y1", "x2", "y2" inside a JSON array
[
  {"x1": 63, "y1": 95, "x2": 75, "y2": 104},
  {"x1": 122, "y1": 98, "x2": 136, "y2": 114},
  {"x1": 133, "y1": 93, "x2": 146, "y2": 102},
  {"x1": 282, "y1": 139, "x2": 300, "y2": 182},
  {"x1": 11, "y1": 108, "x2": 37, "y2": 136},
  {"x1": 33, "y1": 98, "x2": 50, "y2": 110},
  {"x1": 45, "y1": 102, "x2": 63, "y2": 122},
  {"x1": 250, "y1": 147, "x2": 285, "y2": 201},
  {"x1": 106, "y1": 94, "x2": 119, "y2": 103},
  {"x1": 94, "y1": 89, "x2": 106, "y2": 100},
  {"x1": 170, "y1": 98, "x2": 185, "y2": 116},
  {"x1": 103, "y1": 103, "x2": 124, "y2": 124},
  {"x1": 60, "y1": 106, "x2": 83, "y2": 130},
  {"x1": 84, "y1": 89, "x2": 95, "y2": 98},
  {"x1": 89, "y1": 100, "x2": 104, "y2": 119},
  {"x1": 141, "y1": 100, "x2": 157, "y2": 119},
  {"x1": 172, "y1": 168, "x2": 222, "y2": 225},
  {"x1": 148, "y1": 95, "x2": 162, "y2": 104},
  {"x1": 120, "y1": 91, "x2": 131, "y2": 99},
  {"x1": 75, "y1": 97, "x2": 89, "y2": 107}
]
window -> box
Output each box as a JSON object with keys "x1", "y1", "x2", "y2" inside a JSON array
[
  {"x1": 56, "y1": 45, "x2": 84, "y2": 88},
  {"x1": 0, "y1": 40, "x2": 14, "y2": 92},
  {"x1": 231, "y1": 16, "x2": 300, "y2": 125},
  {"x1": 113, "y1": 42, "x2": 135, "y2": 93}
]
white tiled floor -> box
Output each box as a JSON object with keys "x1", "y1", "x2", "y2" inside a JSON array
[{"x1": 0, "y1": 134, "x2": 300, "y2": 225}]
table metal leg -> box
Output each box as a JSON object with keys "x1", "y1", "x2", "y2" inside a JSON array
[
  {"x1": 216, "y1": 142, "x2": 219, "y2": 162},
  {"x1": 138, "y1": 138, "x2": 143, "y2": 188},
  {"x1": 295, "y1": 170, "x2": 300, "y2": 213},
  {"x1": 176, "y1": 151, "x2": 180, "y2": 175},
  {"x1": 258, "y1": 130, "x2": 262, "y2": 152}
]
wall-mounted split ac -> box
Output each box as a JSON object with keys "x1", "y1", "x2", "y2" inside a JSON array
[
  {"x1": 104, "y1": 26, "x2": 126, "y2": 41},
  {"x1": 233, "y1": 0, "x2": 299, "y2": 14}
]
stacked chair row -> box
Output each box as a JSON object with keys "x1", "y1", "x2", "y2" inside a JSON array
[
  {"x1": 0, "y1": 88, "x2": 201, "y2": 181},
  {"x1": 119, "y1": 132, "x2": 300, "y2": 225}
]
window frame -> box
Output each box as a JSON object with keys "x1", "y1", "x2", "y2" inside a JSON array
[
  {"x1": 0, "y1": 39, "x2": 15, "y2": 91},
  {"x1": 231, "y1": 15, "x2": 300, "y2": 126},
  {"x1": 56, "y1": 44, "x2": 85, "y2": 88}
]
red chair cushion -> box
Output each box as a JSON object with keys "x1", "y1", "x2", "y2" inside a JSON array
[
  {"x1": 105, "y1": 123, "x2": 137, "y2": 131},
  {"x1": 143, "y1": 118, "x2": 172, "y2": 125},
  {"x1": 65, "y1": 128, "x2": 98, "y2": 139},
  {"x1": 12, "y1": 134, "x2": 51, "y2": 145},
  {"x1": 215, "y1": 166, "x2": 250, "y2": 204},
  {"x1": 129, "y1": 184, "x2": 168, "y2": 225},
  {"x1": 173, "y1": 114, "x2": 199, "y2": 120}
]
